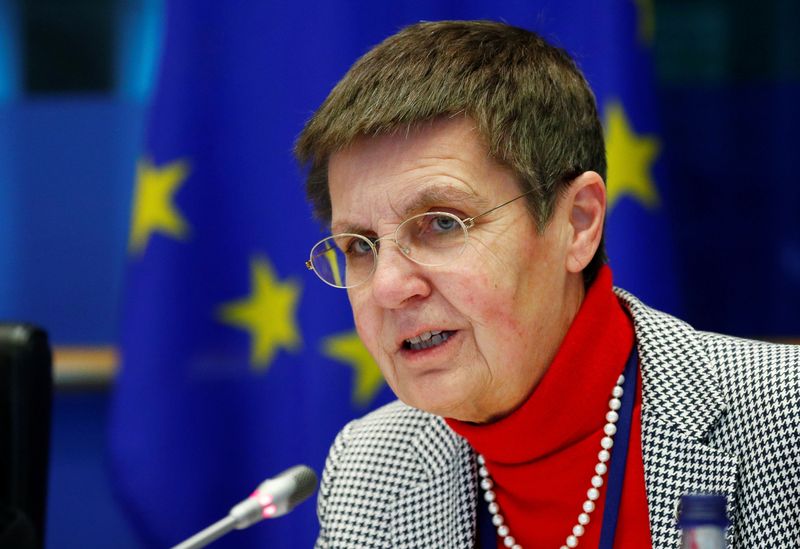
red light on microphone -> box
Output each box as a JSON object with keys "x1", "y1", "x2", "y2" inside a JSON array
[
  {"x1": 257, "y1": 493, "x2": 273, "y2": 507},
  {"x1": 262, "y1": 504, "x2": 277, "y2": 518},
  {"x1": 250, "y1": 489, "x2": 274, "y2": 508}
]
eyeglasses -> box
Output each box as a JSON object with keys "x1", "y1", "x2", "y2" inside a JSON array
[{"x1": 306, "y1": 189, "x2": 535, "y2": 288}]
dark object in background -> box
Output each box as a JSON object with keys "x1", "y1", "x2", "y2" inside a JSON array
[
  {"x1": 0, "y1": 325, "x2": 52, "y2": 549},
  {"x1": 21, "y1": 0, "x2": 114, "y2": 93}
]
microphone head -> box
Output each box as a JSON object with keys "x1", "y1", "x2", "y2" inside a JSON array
[
  {"x1": 230, "y1": 465, "x2": 318, "y2": 529},
  {"x1": 255, "y1": 465, "x2": 318, "y2": 519},
  {"x1": 281, "y1": 465, "x2": 318, "y2": 508}
]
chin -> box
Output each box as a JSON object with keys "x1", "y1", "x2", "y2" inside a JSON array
[
  {"x1": 397, "y1": 391, "x2": 468, "y2": 419},
  {"x1": 397, "y1": 371, "x2": 478, "y2": 417},
  {"x1": 395, "y1": 390, "x2": 441, "y2": 415}
]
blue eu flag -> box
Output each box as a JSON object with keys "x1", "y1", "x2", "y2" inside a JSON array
[
  {"x1": 109, "y1": 2, "x2": 677, "y2": 548},
  {"x1": 108, "y1": 3, "x2": 396, "y2": 548}
]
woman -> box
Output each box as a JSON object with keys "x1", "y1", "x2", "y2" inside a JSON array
[{"x1": 296, "y1": 20, "x2": 800, "y2": 549}]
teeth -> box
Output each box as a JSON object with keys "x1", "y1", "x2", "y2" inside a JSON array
[
  {"x1": 406, "y1": 330, "x2": 442, "y2": 345},
  {"x1": 406, "y1": 330, "x2": 452, "y2": 351}
]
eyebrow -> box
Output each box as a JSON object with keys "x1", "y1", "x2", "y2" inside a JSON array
[
  {"x1": 399, "y1": 186, "x2": 488, "y2": 218},
  {"x1": 331, "y1": 185, "x2": 489, "y2": 235}
]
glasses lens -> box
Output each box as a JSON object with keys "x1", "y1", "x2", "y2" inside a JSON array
[
  {"x1": 396, "y1": 212, "x2": 468, "y2": 266},
  {"x1": 309, "y1": 234, "x2": 376, "y2": 288}
]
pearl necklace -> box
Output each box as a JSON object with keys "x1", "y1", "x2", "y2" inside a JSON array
[{"x1": 477, "y1": 372, "x2": 626, "y2": 549}]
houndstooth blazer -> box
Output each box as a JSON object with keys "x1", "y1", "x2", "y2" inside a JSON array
[{"x1": 314, "y1": 289, "x2": 800, "y2": 548}]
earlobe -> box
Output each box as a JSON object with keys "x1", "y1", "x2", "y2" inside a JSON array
[{"x1": 565, "y1": 171, "x2": 606, "y2": 273}]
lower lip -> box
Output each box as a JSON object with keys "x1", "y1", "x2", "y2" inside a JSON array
[{"x1": 399, "y1": 330, "x2": 458, "y2": 362}]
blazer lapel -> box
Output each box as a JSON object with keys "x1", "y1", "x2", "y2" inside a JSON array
[
  {"x1": 390, "y1": 418, "x2": 478, "y2": 549},
  {"x1": 617, "y1": 289, "x2": 739, "y2": 548}
]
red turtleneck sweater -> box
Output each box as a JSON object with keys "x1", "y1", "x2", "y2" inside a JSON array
[{"x1": 446, "y1": 267, "x2": 651, "y2": 548}]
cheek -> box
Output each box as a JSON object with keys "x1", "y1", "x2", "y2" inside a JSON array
[
  {"x1": 470, "y1": 268, "x2": 550, "y2": 361},
  {"x1": 349, "y1": 294, "x2": 380, "y2": 347},
  {"x1": 352, "y1": 309, "x2": 376, "y2": 343},
  {"x1": 450, "y1": 269, "x2": 530, "y2": 339}
]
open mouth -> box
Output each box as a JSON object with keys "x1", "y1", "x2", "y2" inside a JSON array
[{"x1": 403, "y1": 330, "x2": 455, "y2": 351}]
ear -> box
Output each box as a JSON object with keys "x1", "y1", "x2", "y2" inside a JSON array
[{"x1": 564, "y1": 171, "x2": 606, "y2": 273}]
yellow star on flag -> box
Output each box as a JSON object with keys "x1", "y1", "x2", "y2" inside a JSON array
[
  {"x1": 604, "y1": 101, "x2": 661, "y2": 210},
  {"x1": 218, "y1": 256, "x2": 302, "y2": 371},
  {"x1": 128, "y1": 157, "x2": 191, "y2": 255},
  {"x1": 322, "y1": 331, "x2": 384, "y2": 406}
]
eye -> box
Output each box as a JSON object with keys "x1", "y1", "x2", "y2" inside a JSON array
[
  {"x1": 430, "y1": 214, "x2": 459, "y2": 233},
  {"x1": 344, "y1": 236, "x2": 375, "y2": 256}
]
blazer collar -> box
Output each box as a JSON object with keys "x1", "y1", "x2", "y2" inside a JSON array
[
  {"x1": 616, "y1": 288, "x2": 726, "y2": 438},
  {"x1": 616, "y1": 288, "x2": 739, "y2": 548}
]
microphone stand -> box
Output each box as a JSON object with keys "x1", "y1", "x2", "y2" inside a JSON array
[
  {"x1": 171, "y1": 515, "x2": 236, "y2": 549},
  {"x1": 169, "y1": 465, "x2": 317, "y2": 549}
]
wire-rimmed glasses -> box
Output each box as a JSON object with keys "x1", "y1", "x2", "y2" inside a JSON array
[{"x1": 305, "y1": 189, "x2": 535, "y2": 288}]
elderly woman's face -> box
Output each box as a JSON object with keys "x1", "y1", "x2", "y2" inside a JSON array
[{"x1": 328, "y1": 118, "x2": 582, "y2": 423}]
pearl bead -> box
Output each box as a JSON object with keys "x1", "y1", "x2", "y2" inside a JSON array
[
  {"x1": 492, "y1": 513, "x2": 504, "y2": 526},
  {"x1": 475, "y1": 359, "x2": 629, "y2": 549},
  {"x1": 595, "y1": 463, "x2": 607, "y2": 475}
]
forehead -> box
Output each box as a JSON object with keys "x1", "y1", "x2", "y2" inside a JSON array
[{"x1": 328, "y1": 118, "x2": 514, "y2": 232}]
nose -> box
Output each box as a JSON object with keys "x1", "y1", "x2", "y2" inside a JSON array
[{"x1": 369, "y1": 241, "x2": 431, "y2": 308}]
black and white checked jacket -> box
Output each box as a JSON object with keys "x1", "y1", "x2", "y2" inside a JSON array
[{"x1": 315, "y1": 289, "x2": 800, "y2": 548}]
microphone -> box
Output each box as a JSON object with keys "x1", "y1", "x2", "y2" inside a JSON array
[{"x1": 170, "y1": 465, "x2": 318, "y2": 549}]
